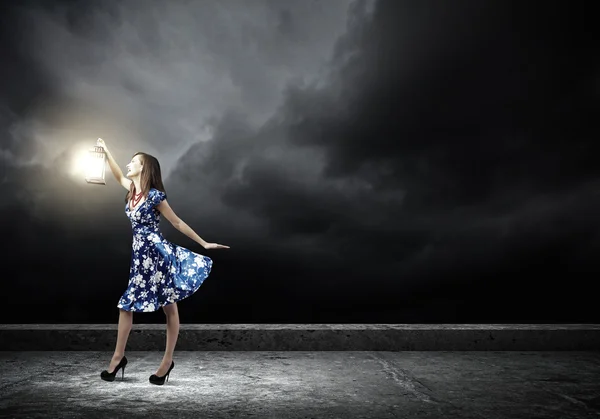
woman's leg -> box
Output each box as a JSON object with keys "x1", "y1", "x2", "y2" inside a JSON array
[
  {"x1": 155, "y1": 302, "x2": 179, "y2": 375},
  {"x1": 108, "y1": 308, "x2": 133, "y2": 371}
]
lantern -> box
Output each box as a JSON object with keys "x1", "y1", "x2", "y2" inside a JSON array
[{"x1": 85, "y1": 139, "x2": 107, "y2": 185}]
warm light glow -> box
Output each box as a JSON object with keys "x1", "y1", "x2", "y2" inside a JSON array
[
  {"x1": 87, "y1": 155, "x2": 105, "y2": 178},
  {"x1": 70, "y1": 142, "x2": 106, "y2": 184},
  {"x1": 70, "y1": 145, "x2": 93, "y2": 178}
]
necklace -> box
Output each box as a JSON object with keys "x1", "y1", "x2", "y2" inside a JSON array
[{"x1": 131, "y1": 190, "x2": 144, "y2": 209}]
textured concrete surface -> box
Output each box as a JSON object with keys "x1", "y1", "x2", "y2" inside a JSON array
[
  {"x1": 1, "y1": 351, "x2": 599, "y2": 418},
  {"x1": 2, "y1": 324, "x2": 599, "y2": 351}
]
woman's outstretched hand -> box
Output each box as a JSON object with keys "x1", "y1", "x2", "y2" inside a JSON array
[
  {"x1": 204, "y1": 243, "x2": 230, "y2": 250},
  {"x1": 97, "y1": 138, "x2": 108, "y2": 152}
]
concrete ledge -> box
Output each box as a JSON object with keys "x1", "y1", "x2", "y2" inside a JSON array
[{"x1": 1, "y1": 324, "x2": 599, "y2": 351}]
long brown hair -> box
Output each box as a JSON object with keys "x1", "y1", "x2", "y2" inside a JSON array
[{"x1": 124, "y1": 152, "x2": 166, "y2": 203}]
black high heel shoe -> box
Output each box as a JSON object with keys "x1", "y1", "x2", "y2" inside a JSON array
[
  {"x1": 149, "y1": 361, "x2": 174, "y2": 385},
  {"x1": 100, "y1": 356, "x2": 128, "y2": 382}
]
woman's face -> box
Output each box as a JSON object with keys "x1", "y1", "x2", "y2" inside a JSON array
[{"x1": 126, "y1": 155, "x2": 143, "y2": 178}]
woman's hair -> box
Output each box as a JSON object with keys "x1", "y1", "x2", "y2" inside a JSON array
[{"x1": 124, "y1": 152, "x2": 166, "y2": 203}]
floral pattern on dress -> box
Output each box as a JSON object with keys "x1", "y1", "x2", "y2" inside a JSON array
[{"x1": 117, "y1": 188, "x2": 213, "y2": 312}]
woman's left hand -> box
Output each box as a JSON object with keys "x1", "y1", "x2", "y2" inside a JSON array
[{"x1": 204, "y1": 243, "x2": 230, "y2": 250}]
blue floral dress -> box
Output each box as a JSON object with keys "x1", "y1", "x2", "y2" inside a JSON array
[{"x1": 117, "y1": 188, "x2": 213, "y2": 312}]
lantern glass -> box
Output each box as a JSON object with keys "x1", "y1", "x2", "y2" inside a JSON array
[{"x1": 85, "y1": 145, "x2": 106, "y2": 185}]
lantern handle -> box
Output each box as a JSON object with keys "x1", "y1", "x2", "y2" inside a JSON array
[{"x1": 96, "y1": 138, "x2": 107, "y2": 153}]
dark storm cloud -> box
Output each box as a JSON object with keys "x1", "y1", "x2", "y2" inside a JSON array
[
  {"x1": 4, "y1": 0, "x2": 350, "y2": 167},
  {"x1": 0, "y1": 3, "x2": 59, "y2": 164},
  {"x1": 0, "y1": 0, "x2": 352, "y2": 203},
  {"x1": 2, "y1": 0, "x2": 600, "y2": 322},
  {"x1": 169, "y1": 0, "x2": 600, "y2": 293},
  {"x1": 0, "y1": 0, "x2": 354, "y2": 319},
  {"x1": 293, "y1": 1, "x2": 600, "y2": 201}
]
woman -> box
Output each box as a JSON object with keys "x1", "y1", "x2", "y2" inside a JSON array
[{"x1": 97, "y1": 138, "x2": 230, "y2": 385}]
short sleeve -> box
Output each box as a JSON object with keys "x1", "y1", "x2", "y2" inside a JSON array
[{"x1": 153, "y1": 189, "x2": 167, "y2": 206}]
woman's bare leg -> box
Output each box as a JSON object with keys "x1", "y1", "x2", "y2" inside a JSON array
[
  {"x1": 108, "y1": 308, "x2": 133, "y2": 371},
  {"x1": 155, "y1": 302, "x2": 179, "y2": 375}
]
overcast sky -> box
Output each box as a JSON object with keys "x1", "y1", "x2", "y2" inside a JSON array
[{"x1": 1, "y1": 0, "x2": 599, "y2": 323}]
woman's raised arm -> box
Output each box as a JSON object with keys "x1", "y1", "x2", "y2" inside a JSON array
[{"x1": 98, "y1": 138, "x2": 131, "y2": 190}]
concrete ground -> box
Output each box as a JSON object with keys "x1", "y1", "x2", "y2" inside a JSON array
[{"x1": 1, "y1": 351, "x2": 599, "y2": 419}]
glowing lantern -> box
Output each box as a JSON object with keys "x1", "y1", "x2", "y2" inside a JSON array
[{"x1": 85, "y1": 139, "x2": 107, "y2": 185}]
